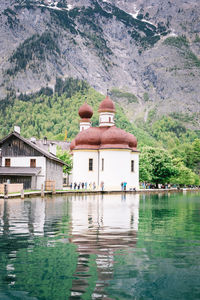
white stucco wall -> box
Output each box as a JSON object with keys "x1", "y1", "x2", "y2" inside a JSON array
[
  {"x1": 2, "y1": 156, "x2": 46, "y2": 189},
  {"x1": 130, "y1": 152, "x2": 139, "y2": 189},
  {"x1": 99, "y1": 112, "x2": 115, "y2": 127},
  {"x1": 72, "y1": 149, "x2": 139, "y2": 190},
  {"x1": 72, "y1": 150, "x2": 99, "y2": 187},
  {"x1": 99, "y1": 150, "x2": 139, "y2": 190},
  {"x1": 80, "y1": 121, "x2": 91, "y2": 131},
  {"x1": 2, "y1": 156, "x2": 46, "y2": 174}
]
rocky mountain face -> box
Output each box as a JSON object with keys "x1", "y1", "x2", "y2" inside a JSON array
[{"x1": 0, "y1": 0, "x2": 200, "y2": 128}]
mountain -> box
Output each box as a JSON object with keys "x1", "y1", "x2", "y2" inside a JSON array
[{"x1": 0, "y1": 0, "x2": 200, "y2": 128}]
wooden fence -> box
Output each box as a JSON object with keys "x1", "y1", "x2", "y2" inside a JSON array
[{"x1": 45, "y1": 180, "x2": 56, "y2": 191}]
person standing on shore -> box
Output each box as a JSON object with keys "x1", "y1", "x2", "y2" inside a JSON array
[
  {"x1": 100, "y1": 181, "x2": 104, "y2": 191},
  {"x1": 123, "y1": 182, "x2": 127, "y2": 191}
]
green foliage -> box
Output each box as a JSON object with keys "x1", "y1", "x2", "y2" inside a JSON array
[
  {"x1": 139, "y1": 147, "x2": 178, "y2": 185},
  {"x1": 163, "y1": 35, "x2": 200, "y2": 68},
  {"x1": 170, "y1": 112, "x2": 196, "y2": 123},
  {"x1": 163, "y1": 35, "x2": 189, "y2": 48},
  {"x1": 194, "y1": 34, "x2": 200, "y2": 43},
  {"x1": 152, "y1": 116, "x2": 186, "y2": 139},
  {"x1": 0, "y1": 84, "x2": 102, "y2": 140},
  {"x1": 57, "y1": 147, "x2": 73, "y2": 174},
  {"x1": 50, "y1": 9, "x2": 77, "y2": 34},
  {"x1": 170, "y1": 158, "x2": 199, "y2": 186},
  {"x1": 55, "y1": 77, "x2": 89, "y2": 97},
  {"x1": 184, "y1": 50, "x2": 200, "y2": 68},
  {"x1": 7, "y1": 32, "x2": 60, "y2": 75},
  {"x1": 147, "y1": 108, "x2": 157, "y2": 123},
  {"x1": 111, "y1": 88, "x2": 138, "y2": 103},
  {"x1": 143, "y1": 92, "x2": 149, "y2": 102}
]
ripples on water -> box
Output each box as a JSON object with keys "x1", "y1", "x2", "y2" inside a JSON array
[{"x1": 0, "y1": 192, "x2": 200, "y2": 300}]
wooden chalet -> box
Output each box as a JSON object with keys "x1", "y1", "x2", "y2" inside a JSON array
[{"x1": 0, "y1": 129, "x2": 66, "y2": 190}]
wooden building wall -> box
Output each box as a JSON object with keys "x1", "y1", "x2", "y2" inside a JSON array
[
  {"x1": 1, "y1": 136, "x2": 42, "y2": 157},
  {"x1": 46, "y1": 159, "x2": 63, "y2": 189}
]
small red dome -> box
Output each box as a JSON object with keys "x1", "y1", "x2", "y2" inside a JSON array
[
  {"x1": 100, "y1": 126, "x2": 130, "y2": 149},
  {"x1": 78, "y1": 102, "x2": 93, "y2": 119},
  {"x1": 98, "y1": 96, "x2": 115, "y2": 113},
  {"x1": 127, "y1": 132, "x2": 137, "y2": 149}
]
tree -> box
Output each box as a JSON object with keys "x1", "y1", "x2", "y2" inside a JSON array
[
  {"x1": 139, "y1": 150, "x2": 153, "y2": 182},
  {"x1": 171, "y1": 158, "x2": 200, "y2": 186},
  {"x1": 57, "y1": 147, "x2": 73, "y2": 175},
  {"x1": 139, "y1": 147, "x2": 178, "y2": 186}
]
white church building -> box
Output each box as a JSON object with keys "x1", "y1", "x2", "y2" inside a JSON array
[{"x1": 70, "y1": 96, "x2": 139, "y2": 191}]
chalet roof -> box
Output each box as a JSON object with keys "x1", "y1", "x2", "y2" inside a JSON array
[
  {"x1": 0, "y1": 132, "x2": 66, "y2": 166},
  {"x1": 33, "y1": 139, "x2": 71, "y2": 152},
  {"x1": 0, "y1": 167, "x2": 41, "y2": 176}
]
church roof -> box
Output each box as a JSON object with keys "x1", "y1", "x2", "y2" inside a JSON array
[{"x1": 70, "y1": 126, "x2": 138, "y2": 151}]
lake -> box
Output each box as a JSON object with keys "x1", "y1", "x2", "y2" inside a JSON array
[{"x1": 0, "y1": 192, "x2": 200, "y2": 299}]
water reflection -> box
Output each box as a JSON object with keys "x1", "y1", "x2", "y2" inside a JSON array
[
  {"x1": 0, "y1": 192, "x2": 200, "y2": 300},
  {"x1": 0, "y1": 194, "x2": 140, "y2": 299},
  {"x1": 69, "y1": 194, "x2": 139, "y2": 299}
]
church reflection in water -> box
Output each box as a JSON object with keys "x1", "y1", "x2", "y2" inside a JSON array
[
  {"x1": 0, "y1": 193, "x2": 140, "y2": 299},
  {"x1": 69, "y1": 193, "x2": 139, "y2": 299}
]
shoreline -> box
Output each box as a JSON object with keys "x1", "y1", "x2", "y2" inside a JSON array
[{"x1": 0, "y1": 188, "x2": 199, "y2": 199}]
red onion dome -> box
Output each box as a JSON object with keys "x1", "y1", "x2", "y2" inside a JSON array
[
  {"x1": 98, "y1": 96, "x2": 115, "y2": 113},
  {"x1": 78, "y1": 102, "x2": 93, "y2": 119},
  {"x1": 100, "y1": 126, "x2": 130, "y2": 149},
  {"x1": 70, "y1": 139, "x2": 76, "y2": 151},
  {"x1": 74, "y1": 127, "x2": 106, "y2": 150},
  {"x1": 126, "y1": 132, "x2": 137, "y2": 149}
]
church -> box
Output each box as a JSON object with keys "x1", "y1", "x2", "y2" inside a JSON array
[{"x1": 70, "y1": 95, "x2": 139, "y2": 191}]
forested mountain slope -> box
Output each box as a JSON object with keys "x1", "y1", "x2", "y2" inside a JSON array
[{"x1": 0, "y1": 78, "x2": 199, "y2": 185}]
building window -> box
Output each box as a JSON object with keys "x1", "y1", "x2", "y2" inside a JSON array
[
  {"x1": 102, "y1": 158, "x2": 104, "y2": 171},
  {"x1": 89, "y1": 159, "x2": 93, "y2": 171},
  {"x1": 5, "y1": 159, "x2": 10, "y2": 167},
  {"x1": 131, "y1": 160, "x2": 134, "y2": 172},
  {"x1": 109, "y1": 117, "x2": 111, "y2": 123},
  {"x1": 30, "y1": 159, "x2": 36, "y2": 168}
]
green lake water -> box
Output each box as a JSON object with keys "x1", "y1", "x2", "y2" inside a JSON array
[{"x1": 0, "y1": 192, "x2": 200, "y2": 299}]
